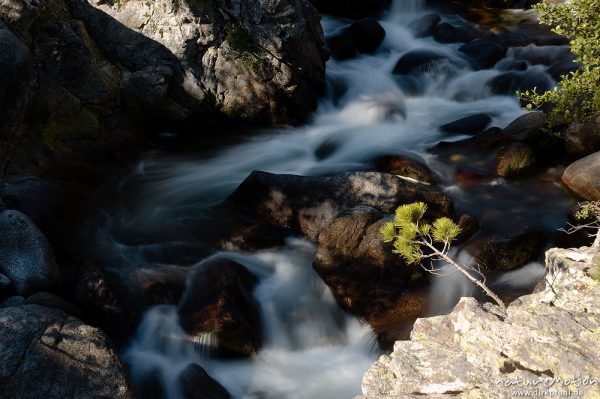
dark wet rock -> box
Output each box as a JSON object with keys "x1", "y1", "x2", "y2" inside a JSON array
[
  {"x1": 0, "y1": 304, "x2": 135, "y2": 399},
  {"x1": 467, "y1": 228, "x2": 545, "y2": 271},
  {"x1": 0, "y1": 273, "x2": 11, "y2": 296},
  {"x1": 0, "y1": 177, "x2": 65, "y2": 235},
  {"x1": 456, "y1": 214, "x2": 480, "y2": 244},
  {"x1": 408, "y1": 13, "x2": 441, "y2": 38},
  {"x1": 0, "y1": 210, "x2": 60, "y2": 296},
  {"x1": 0, "y1": 295, "x2": 26, "y2": 308},
  {"x1": 177, "y1": 258, "x2": 261, "y2": 358},
  {"x1": 179, "y1": 363, "x2": 231, "y2": 399},
  {"x1": 487, "y1": 70, "x2": 554, "y2": 96},
  {"x1": 459, "y1": 37, "x2": 507, "y2": 69},
  {"x1": 225, "y1": 171, "x2": 454, "y2": 240},
  {"x1": 73, "y1": 262, "x2": 138, "y2": 347},
  {"x1": 433, "y1": 23, "x2": 471, "y2": 44},
  {"x1": 26, "y1": 291, "x2": 82, "y2": 318},
  {"x1": 502, "y1": 112, "x2": 546, "y2": 142},
  {"x1": 348, "y1": 18, "x2": 386, "y2": 54},
  {"x1": 313, "y1": 207, "x2": 429, "y2": 319},
  {"x1": 565, "y1": 114, "x2": 600, "y2": 157},
  {"x1": 314, "y1": 137, "x2": 342, "y2": 160},
  {"x1": 218, "y1": 221, "x2": 288, "y2": 251},
  {"x1": 440, "y1": 114, "x2": 492, "y2": 135},
  {"x1": 392, "y1": 49, "x2": 449, "y2": 76},
  {"x1": 454, "y1": 168, "x2": 495, "y2": 187},
  {"x1": 373, "y1": 155, "x2": 433, "y2": 183},
  {"x1": 327, "y1": 33, "x2": 357, "y2": 61},
  {"x1": 497, "y1": 59, "x2": 528, "y2": 72},
  {"x1": 562, "y1": 151, "x2": 600, "y2": 201},
  {"x1": 511, "y1": 44, "x2": 573, "y2": 67},
  {"x1": 309, "y1": 0, "x2": 391, "y2": 19},
  {"x1": 547, "y1": 60, "x2": 583, "y2": 82},
  {"x1": 434, "y1": 127, "x2": 503, "y2": 152},
  {"x1": 495, "y1": 142, "x2": 536, "y2": 178}
]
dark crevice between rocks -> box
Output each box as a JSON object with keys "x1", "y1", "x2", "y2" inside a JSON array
[{"x1": 499, "y1": 353, "x2": 555, "y2": 377}]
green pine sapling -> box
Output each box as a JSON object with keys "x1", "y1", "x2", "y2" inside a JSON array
[{"x1": 381, "y1": 202, "x2": 507, "y2": 311}]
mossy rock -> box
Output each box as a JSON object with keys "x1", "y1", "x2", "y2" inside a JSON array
[
  {"x1": 42, "y1": 107, "x2": 101, "y2": 148},
  {"x1": 225, "y1": 24, "x2": 266, "y2": 73},
  {"x1": 495, "y1": 142, "x2": 536, "y2": 178}
]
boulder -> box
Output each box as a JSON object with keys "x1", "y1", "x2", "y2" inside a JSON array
[
  {"x1": 0, "y1": 273, "x2": 10, "y2": 296},
  {"x1": 360, "y1": 246, "x2": 600, "y2": 399},
  {"x1": 347, "y1": 18, "x2": 385, "y2": 54},
  {"x1": 459, "y1": 37, "x2": 507, "y2": 69},
  {"x1": 495, "y1": 142, "x2": 536, "y2": 178},
  {"x1": 467, "y1": 228, "x2": 544, "y2": 271},
  {"x1": 440, "y1": 114, "x2": 492, "y2": 135},
  {"x1": 178, "y1": 363, "x2": 231, "y2": 399},
  {"x1": 327, "y1": 33, "x2": 356, "y2": 61},
  {"x1": 501, "y1": 112, "x2": 545, "y2": 142},
  {"x1": 26, "y1": 292, "x2": 82, "y2": 318},
  {"x1": 456, "y1": 214, "x2": 480, "y2": 244},
  {"x1": 562, "y1": 151, "x2": 600, "y2": 201},
  {"x1": 487, "y1": 70, "x2": 554, "y2": 96},
  {"x1": 547, "y1": 60, "x2": 582, "y2": 82},
  {"x1": 408, "y1": 13, "x2": 441, "y2": 38},
  {"x1": 565, "y1": 114, "x2": 600, "y2": 157},
  {"x1": 177, "y1": 258, "x2": 262, "y2": 357},
  {"x1": 225, "y1": 171, "x2": 454, "y2": 240},
  {"x1": 433, "y1": 23, "x2": 471, "y2": 43},
  {"x1": 0, "y1": 210, "x2": 60, "y2": 296},
  {"x1": 392, "y1": 49, "x2": 449, "y2": 76},
  {"x1": 313, "y1": 207, "x2": 429, "y2": 319},
  {"x1": 0, "y1": 304, "x2": 135, "y2": 399},
  {"x1": 373, "y1": 154, "x2": 433, "y2": 183}
]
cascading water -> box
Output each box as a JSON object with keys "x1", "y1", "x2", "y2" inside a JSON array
[{"x1": 94, "y1": 0, "x2": 578, "y2": 397}]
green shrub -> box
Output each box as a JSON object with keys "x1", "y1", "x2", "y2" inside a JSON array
[{"x1": 519, "y1": 0, "x2": 600, "y2": 126}]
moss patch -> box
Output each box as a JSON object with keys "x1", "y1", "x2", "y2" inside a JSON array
[
  {"x1": 42, "y1": 108, "x2": 101, "y2": 148},
  {"x1": 225, "y1": 25, "x2": 266, "y2": 73}
]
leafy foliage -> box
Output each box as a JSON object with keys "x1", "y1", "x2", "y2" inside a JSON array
[
  {"x1": 518, "y1": 0, "x2": 600, "y2": 125},
  {"x1": 381, "y1": 202, "x2": 461, "y2": 265}
]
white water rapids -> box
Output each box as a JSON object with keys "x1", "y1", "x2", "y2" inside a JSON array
[{"x1": 108, "y1": 1, "x2": 573, "y2": 398}]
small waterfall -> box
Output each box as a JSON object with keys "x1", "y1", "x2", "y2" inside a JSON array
[{"x1": 123, "y1": 239, "x2": 377, "y2": 399}]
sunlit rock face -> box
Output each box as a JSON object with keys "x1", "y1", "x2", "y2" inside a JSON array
[
  {"x1": 359, "y1": 245, "x2": 600, "y2": 398},
  {"x1": 0, "y1": 0, "x2": 328, "y2": 174}
]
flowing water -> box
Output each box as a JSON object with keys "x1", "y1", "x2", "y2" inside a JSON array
[{"x1": 91, "y1": 1, "x2": 578, "y2": 397}]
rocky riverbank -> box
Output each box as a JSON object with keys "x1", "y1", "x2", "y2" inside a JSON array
[{"x1": 359, "y1": 244, "x2": 600, "y2": 398}]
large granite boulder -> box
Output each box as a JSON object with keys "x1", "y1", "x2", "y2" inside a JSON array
[
  {"x1": 0, "y1": 210, "x2": 60, "y2": 296},
  {"x1": 0, "y1": 304, "x2": 135, "y2": 399},
  {"x1": 360, "y1": 246, "x2": 600, "y2": 398},
  {"x1": 225, "y1": 171, "x2": 454, "y2": 240},
  {"x1": 0, "y1": 0, "x2": 328, "y2": 175},
  {"x1": 562, "y1": 151, "x2": 600, "y2": 201}
]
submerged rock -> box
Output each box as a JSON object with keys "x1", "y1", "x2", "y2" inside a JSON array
[
  {"x1": 0, "y1": 304, "x2": 135, "y2": 399},
  {"x1": 562, "y1": 151, "x2": 600, "y2": 201},
  {"x1": 178, "y1": 363, "x2": 231, "y2": 399},
  {"x1": 392, "y1": 49, "x2": 449, "y2": 76},
  {"x1": 440, "y1": 114, "x2": 492, "y2": 135},
  {"x1": 347, "y1": 18, "x2": 386, "y2": 54},
  {"x1": 459, "y1": 36, "x2": 507, "y2": 69},
  {"x1": 360, "y1": 246, "x2": 600, "y2": 398},
  {"x1": 177, "y1": 258, "x2": 261, "y2": 358},
  {"x1": 225, "y1": 171, "x2": 454, "y2": 240},
  {"x1": 0, "y1": 210, "x2": 60, "y2": 296}
]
